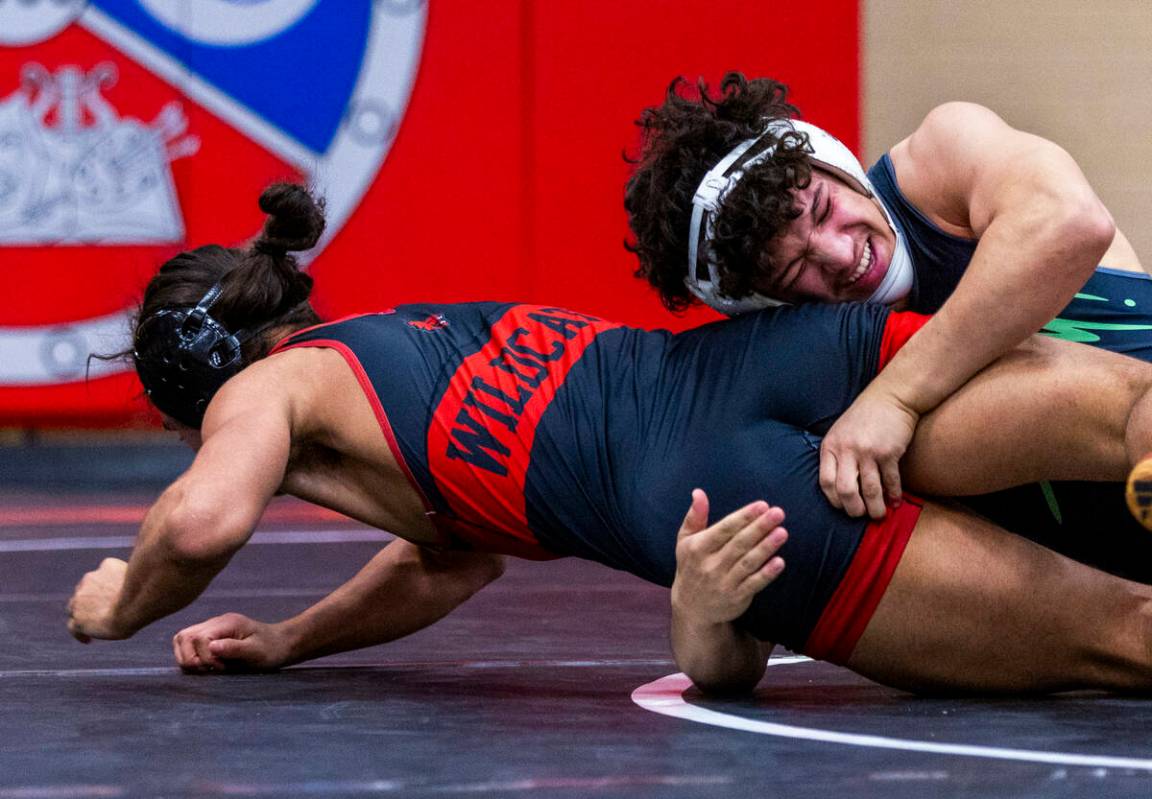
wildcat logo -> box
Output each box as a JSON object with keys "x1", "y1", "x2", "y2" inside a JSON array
[{"x1": 408, "y1": 313, "x2": 449, "y2": 332}]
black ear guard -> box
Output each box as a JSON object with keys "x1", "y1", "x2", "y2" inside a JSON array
[{"x1": 133, "y1": 283, "x2": 252, "y2": 429}]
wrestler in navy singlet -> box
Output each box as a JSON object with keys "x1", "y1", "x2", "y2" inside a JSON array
[
  {"x1": 276, "y1": 301, "x2": 907, "y2": 652},
  {"x1": 870, "y1": 154, "x2": 1152, "y2": 580}
]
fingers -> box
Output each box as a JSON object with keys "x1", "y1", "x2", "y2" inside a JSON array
[
  {"x1": 67, "y1": 618, "x2": 91, "y2": 644},
  {"x1": 881, "y1": 458, "x2": 903, "y2": 507},
  {"x1": 819, "y1": 448, "x2": 841, "y2": 509},
  {"x1": 718, "y1": 507, "x2": 786, "y2": 571},
  {"x1": 677, "y1": 489, "x2": 710, "y2": 542},
  {"x1": 822, "y1": 446, "x2": 872, "y2": 516},
  {"x1": 685, "y1": 500, "x2": 773, "y2": 555},
  {"x1": 172, "y1": 629, "x2": 196, "y2": 670},
  {"x1": 858, "y1": 461, "x2": 887, "y2": 520},
  {"x1": 173, "y1": 627, "x2": 212, "y2": 672},
  {"x1": 208, "y1": 637, "x2": 263, "y2": 667},
  {"x1": 692, "y1": 505, "x2": 788, "y2": 585},
  {"x1": 739, "y1": 555, "x2": 786, "y2": 595},
  {"x1": 173, "y1": 614, "x2": 251, "y2": 673},
  {"x1": 834, "y1": 452, "x2": 866, "y2": 517},
  {"x1": 671, "y1": 507, "x2": 789, "y2": 626},
  {"x1": 101, "y1": 557, "x2": 128, "y2": 574},
  {"x1": 822, "y1": 446, "x2": 900, "y2": 519},
  {"x1": 728, "y1": 531, "x2": 788, "y2": 600},
  {"x1": 192, "y1": 633, "x2": 225, "y2": 672},
  {"x1": 65, "y1": 578, "x2": 96, "y2": 644}
]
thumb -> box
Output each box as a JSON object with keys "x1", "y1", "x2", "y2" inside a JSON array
[
  {"x1": 678, "y1": 488, "x2": 710, "y2": 541},
  {"x1": 209, "y1": 637, "x2": 263, "y2": 663}
]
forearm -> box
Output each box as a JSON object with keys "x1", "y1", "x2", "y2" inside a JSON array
[
  {"x1": 875, "y1": 207, "x2": 1113, "y2": 415},
  {"x1": 111, "y1": 492, "x2": 245, "y2": 636},
  {"x1": 670, "y1": 606, "x2": 766, "y2": 694},
  {"x1": 277, "y1": 542, "x2": 503, "y2": 666}
]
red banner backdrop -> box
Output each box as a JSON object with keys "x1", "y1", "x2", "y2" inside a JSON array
[{"x1": 0, "y1": 0, "x2": 858, "y2": 427}]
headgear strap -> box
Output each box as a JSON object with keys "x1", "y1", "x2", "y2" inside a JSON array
[
  {"x1": 133, "y1": 282, "x2": 275, "y2": 428},
  {"x1": 685, "y1": 118, "x2": 913, "y2": 314}
]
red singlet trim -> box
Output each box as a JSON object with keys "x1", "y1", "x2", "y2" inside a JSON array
[
  {"x1": 271, "y1": 336, "x2": 435, "y2": 516},
  {"x1": 803, "y1": 495, "x2": 924, "y2": 664},
  {"x1": 269, "y1": 312, "x2": 396, "y2": 355},
  {"x1": 878, "y1": 310, "x2": 932, "y2": 370}
]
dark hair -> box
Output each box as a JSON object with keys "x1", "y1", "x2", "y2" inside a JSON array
[
  {"x1": 623, "y1": 73, "x2": 812, "y2": 312},
  {"x1": 138, "y1": 183, "x2": 325, "y2": 360},
  {"x1": 124, "y1": 183, "x2": 326, "y2": 424}
]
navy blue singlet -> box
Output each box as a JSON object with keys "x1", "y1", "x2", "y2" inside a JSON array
[{"x1": 276, "y1": 301, "x2": 921, "y2": 653}]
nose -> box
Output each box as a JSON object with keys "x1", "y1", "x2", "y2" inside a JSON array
[{"x1": 810, "y1": 228, "x2": 856, "y2": 272}]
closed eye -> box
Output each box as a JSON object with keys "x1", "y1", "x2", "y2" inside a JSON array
[
  {"x1": 819, "y1": 193, "x2": 832, "y2": 226},
  {"x1": 780, "y1": 257, "x2": 806, "y2": 293},
  {"x1": 766, "y1": 251, "x2": 807, "y2": 296}
]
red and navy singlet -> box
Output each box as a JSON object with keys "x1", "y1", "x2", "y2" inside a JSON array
[{"x1": 275, "y1": 301, "x2": 925, "y2": 656}]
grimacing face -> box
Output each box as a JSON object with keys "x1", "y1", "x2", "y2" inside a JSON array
[{"x1": 755, "y1": 168, "x2": 897, "y2": 304}]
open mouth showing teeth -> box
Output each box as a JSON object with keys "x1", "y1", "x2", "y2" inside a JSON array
[{"x1": 847, "y1": 240, "x2": 872, "y2": 285}]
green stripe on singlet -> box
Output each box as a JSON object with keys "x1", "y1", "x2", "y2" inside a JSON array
[
  {"x1": 1042, "y1": 291, "x2": 1152, "y2": 344},
  {"x1": 1040, "y1": 481, "x2": 1063, "y2": 525}
]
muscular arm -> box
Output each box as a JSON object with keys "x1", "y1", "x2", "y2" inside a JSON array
[
  {"x1": 822, "y1": 103, "x2": 1115, "y2": 517},
  {"x1": 68, "y1": 373, "x2": 292, "y2": 640},
  {"x1": 879, "y1": 102, "x2": 1114, "y2": 414},
  {"x1": 174, "y1": 540, "x2": 505, "y2": 671}
]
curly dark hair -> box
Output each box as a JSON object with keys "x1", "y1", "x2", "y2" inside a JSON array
[{"x1": 624, "y1": 73, "x2": 814, "y2": 312}]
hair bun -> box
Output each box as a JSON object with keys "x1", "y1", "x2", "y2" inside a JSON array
[{"x1": 256, "y1": 183, "x2": 327, "y2": 255}]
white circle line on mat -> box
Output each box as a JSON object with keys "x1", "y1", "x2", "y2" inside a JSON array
[{"x1": 632, "y1": 656, "x2": 1152, "y2": 770}]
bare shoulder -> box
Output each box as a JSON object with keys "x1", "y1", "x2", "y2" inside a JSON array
[
  {"x1": 896, "y1": 103, "x2": 1009, "y2": 158},
  {"x1": 208, "y1": 347, "x2": 351, "y2": 428},
  {"x1": 226, "y1": 345, "x2": 385, "y2": 462},
  {"x1": 887, "y1": 102, "x2": 1024, "y2": 234}
]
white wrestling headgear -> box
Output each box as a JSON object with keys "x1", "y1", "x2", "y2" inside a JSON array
[{"x1": 685, "y1": 118, "x2": 913, "y2": 314}]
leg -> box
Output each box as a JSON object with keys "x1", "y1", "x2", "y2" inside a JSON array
[
  {"x1": 848, "y1": 502, "x2": 1152, "y2": 694},
  {"x1": 903, "y1": 334, "x2": 1152, "y2": 495}
]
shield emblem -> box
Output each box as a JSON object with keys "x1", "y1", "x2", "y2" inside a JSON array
[{"x1": 0, "y1": 0, "x2": 425, "y2": 390}]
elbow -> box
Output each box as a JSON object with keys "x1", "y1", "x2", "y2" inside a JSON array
[
  {"x1": 158, "y1": 489, "x2": 250, "y2": 566},
  {"x1": 1054, "y1": 195, "x2": 1115, "y2": 273},
  {"x1": 676, "y1": 649, "x2": 766, "y2": 696},
  {"x1": 1079, "y1": 201, "x2": 1116, "y2": 264},
  {"x1": 453, "y1": 553, "x2": 506, "y2": 597},
  {"x1": 413, "y1": 548, "x2": 506, "y2": 597},
  {"x1": 476, "y1": 554, "x2": 507, "y2": 585}
]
